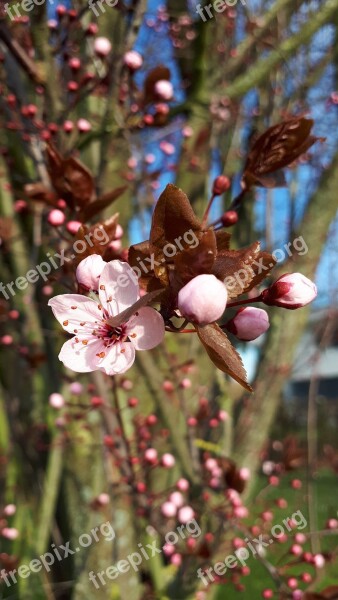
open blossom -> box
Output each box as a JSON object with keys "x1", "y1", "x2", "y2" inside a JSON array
[
  {"x1": 49, "y1": 261, "x2": 165, "y2": 375},
  {"x1": 226, "y1": 307, "x2": 270, "y2": 341},
  {"x1": 178, "y1": 274, "x2": 227, "y2": 325},
  {"x1": 262, "y1": 273, "x2": 317, "y2": 309},
  {"x1": 76, "y1": 254, "x2": 106, "y2": 291}
]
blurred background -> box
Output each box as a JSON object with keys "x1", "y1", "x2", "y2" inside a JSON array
[{"x1": 0, "y1": 0, "x2": 338, "y2": 598}]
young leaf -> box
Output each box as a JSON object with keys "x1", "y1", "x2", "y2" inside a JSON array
[
  {"x1": 196, "y1": 324, "x2": 253, "y2": 392},
  {"x1": 243, "y1": 117, "x2": 325, "y2": 189},
  {"x1": 150, "y1": 184, "x2": 202, "y2": 252},
  {"x1": 80, "y1": 186, "x2": 127, "y2": 221}
]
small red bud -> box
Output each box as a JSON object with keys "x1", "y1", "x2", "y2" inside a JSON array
[
  {"x1": 213, "y1": 175, "x2": 231, "y2": 195},
  {"x1": 221, "y1": 210, "x2": 238, "y2": 227}
]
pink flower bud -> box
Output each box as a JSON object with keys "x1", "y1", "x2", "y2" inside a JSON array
[
  {"x1": 49, "y1": 393, "x2": 65, "y2": 409},
  {"x1": 144, "y1": 448, "x2": 158, "y2": 464},
  {"x1": 169, "y1": 492, "x2": 184, "y2": 507},
  {"x1": 63, "y1": 120, "x2": 74, "y2": 133},
  {"x1": 124, "y1": 50, "x2": 143, "y2": 70},
  {"x1": 161, "y1": 501, "x2": 177, "y2": 518},
  {"x1": 178, "y1": 505, "x2": 195, "y2": 523},
  {"x1": 170, "y1": 553, "x2": 182, "y2": 566},
  {"x1": 226, "y1": 307, "x2": 270, "y2": 341},
  {"x1": 313, "y1": 553, "x2": 325, "y2": 568},
  {"x1": 161, "y1": 453, "x2": 176, "y2": 468},
  {"x1": 178, "y1": 274, "x2": 227, "y2": 325},
  {"x1": 77, "y1": 118, "x2": 91, "y2": 133},
  {"x1": 115, "y1": 224, "x2": 124, "y2": 239},
  {"x1": 262, "y1": 273, "x2": 317, "y2": 309},
  {"x1": 97, "y1": 493, "x2": 110, "y2": 506},
  {"x1": 3, "y1": 504, "x2": 16, "y2": 516},
  {"x1": 76, "y1": 255, "x2": 106, "y2": 291},
  {"x1": 69, "y1": 382, "x2": 83, "y2": 395},
  {"x1": 94, "y1": 37, "x2": 112, "y2": 57},
  {"x1": 47, "y1": 209, "x2": 65, "y2": 227},
  {"x1": 163, "y1": 543, "x2": 175, "y2": 556},
  {"x1": 176, "y1": 478, "x2": 189, "y2": 491},
  {"x1": 154, "y1": 80, "x2": 174, "y2": 101},
  {"x1": 2, "y1": 527, "x2": 19, "y2": 540}
]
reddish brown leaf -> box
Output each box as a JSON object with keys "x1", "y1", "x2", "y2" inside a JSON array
[
  {"x1": 215, "y1": 230, "x2": 231, "y2": 252},
  {"x1": 243, "y1": 117, "x2": 325, "y2": 189},
  {"x1": 24, "y1": 182, "x2": 58, "y2": 207},
  {"x1": 213, "y1": 242, "x2": 274, "y2": 300},
  {"x1": 108, "y1": 289, "x2": 165, "y2": 328},
  {"x1": 150, "y1": 184, "x2": 202, "y2": 251},
  {"x1": 63, "y1": 157, "x2": 94, "y2": 207},
  {"x1": 196, "y1": 324, "x2": 252, "y2": 391},
  {"x1": 73, "y1": 215, "x2": 119, "y2": 264},
  {"x1": 304, "y1": 589, "x2": 338, "y2": 600},
  {"x1": 220, "y1": 458, "x2": 246, "y2": 493},
  {"x1": 174, "y1": 229, "x2": 216, "y2": 285},
  {"x1": 46, "y1": 143, "x2": 95, "y2": 209},
  {"x1": 80, "y1": 186, "x2": 128, "y2": 221}
]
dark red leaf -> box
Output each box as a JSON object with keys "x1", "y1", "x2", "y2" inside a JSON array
[
  {"x1": 196, "y1": 324, "x2": 252, "y2": 391},
  {"x1": 80, "y1": 186, "x2": 128, "y2": 221},
  {"x1": 213, "y1": 242, "x2": 275, "y2": 300},
  {"x1": 243, "y1": 117, "x2": 325, "y2": 189},
  {"x1": 108, "y1": 289, "x2": 165, "y2": 328},
  {"x1": 174, "y1": 229, "x2": 216, "y2": 285}
]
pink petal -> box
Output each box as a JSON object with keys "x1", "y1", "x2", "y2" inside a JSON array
[
  {"x1": 127, "y1": 307, "x2": 165, "y2": 350},
  {"x1": 98, "y1": 261, "x2": 139, "y2": 317},
  {"x1": 98, "y1": 342, "x2": 135, "y2": 375},
  {"x1": 48, "y1": 295, "x2": 101, "y2": 334},
  {"x1": 59, "y1": 337, "x2": 104, "y2": 373}
]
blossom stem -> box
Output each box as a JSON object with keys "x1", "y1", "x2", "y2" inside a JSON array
[
  {"x1": 201, "y1": 193, "x2": 216, "y2": 228},
  {"x1": 227, "y1": 295, "x2": 263, "y2": 308}
]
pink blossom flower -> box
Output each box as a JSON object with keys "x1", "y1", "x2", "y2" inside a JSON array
[
  {"x1": 49, "y1": 261, "x2": 165, "y2": 375},
  {"x1": 262, "y1": 273, "x2": 317, "y2": 309},
  {"x1": 178, "y1": 274, "x2": 227, "y2": 325},
  {"x1": 76, "y1": 254, "x2": 106, "y2": 291},
  {"x1": 226, "y1": 307, "x2": 270, "y2": 341}
]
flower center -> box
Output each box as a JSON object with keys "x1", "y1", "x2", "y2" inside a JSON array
[{"x1": 103, "y1": 322, "x2": 128, "y2": 346}]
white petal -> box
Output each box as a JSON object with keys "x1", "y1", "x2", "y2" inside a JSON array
[
  {"x1": 98, "y1": 261, "x2": 139, "y2": 317},
  {"x1": 48, "y1": 295, "x2": 102, "y2": 334},
  {"x1": 59, "y1": 337, "x2": 104, "y2": 373},
  {"x1": 127, "y1": 307, "x2": 165, "y2": 350},
  {"x1": 98, "y1": 342, "x2": 135, "y2": 375}
]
